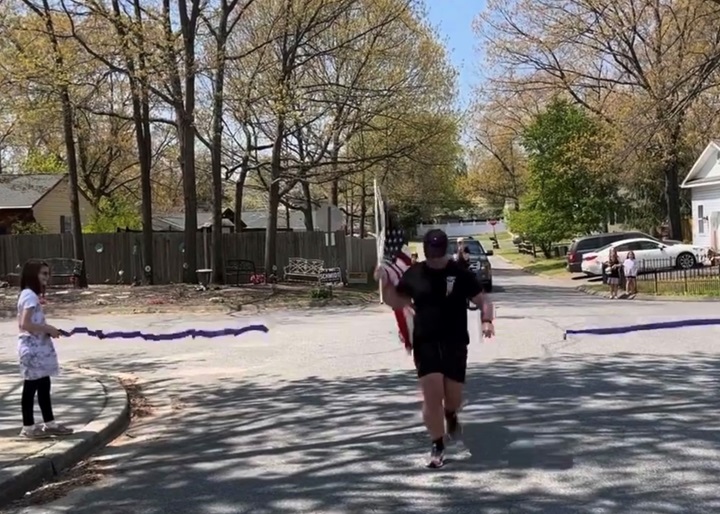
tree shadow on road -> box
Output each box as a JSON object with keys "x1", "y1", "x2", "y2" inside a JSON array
[{"x1": 37, "y1": 350, "x2": 720, "y2": 514}]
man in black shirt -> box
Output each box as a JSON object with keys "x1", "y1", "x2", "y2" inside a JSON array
[{"x1": 376, "y1": 229, "x2": 495, "y2": 468}]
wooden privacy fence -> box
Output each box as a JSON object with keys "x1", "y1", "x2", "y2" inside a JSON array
[{"x1": 0, "y1": 231, "x2": 378, "y2": 285}]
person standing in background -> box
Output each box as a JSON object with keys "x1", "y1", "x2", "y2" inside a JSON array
[
  {"x1": 623, "y1": 250, "x2": 638, "y2": 296},
  {"x1": 605, "y1": 248, "x2": 621, "y2": 299}
]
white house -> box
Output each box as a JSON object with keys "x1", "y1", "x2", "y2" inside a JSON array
[{"x1": 681, "y1": 140, "x2": 720, "y2": 249}]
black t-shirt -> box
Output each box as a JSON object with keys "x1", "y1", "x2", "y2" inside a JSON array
[{"x1": 396, "y1": 260, "x2": 482, "y2": 346}]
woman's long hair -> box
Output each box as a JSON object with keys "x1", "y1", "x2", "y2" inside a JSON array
[{"x1": 608, "y1": 248, "x2": 620, "y2": 265}]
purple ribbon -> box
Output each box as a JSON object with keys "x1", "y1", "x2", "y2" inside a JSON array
[
  {"x1": 564, "y1": 318, "x2": 720, "y2": 339},
  {"x1": 58, "y1": 324, "x2": 269, "y2": 341}
]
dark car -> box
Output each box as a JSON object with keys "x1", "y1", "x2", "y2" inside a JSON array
[
  {"x1": 448, "y1": 238, "x2": 493, "y2": 292},
  {"x1": 566, "y1": 231, "x2": 681, "y2": 273}
]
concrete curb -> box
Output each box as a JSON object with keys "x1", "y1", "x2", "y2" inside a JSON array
[
  {"x1": 0, "y1": 368, "x2": 130, "y2": 507},
  {"x1": 575, "y1": 285, "x2": 720, "y2": 303}
]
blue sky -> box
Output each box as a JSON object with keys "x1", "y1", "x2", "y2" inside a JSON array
[{"x1": 425, "y1": 0, "x2": 486, "y2": 108}]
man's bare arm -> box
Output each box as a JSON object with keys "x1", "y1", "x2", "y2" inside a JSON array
[
  {"x1": 375, "y1": 266, "x2": 413, "y2": 310},
  {"x1": 382, "y1": 283, "x2": 412, "y2": 310},
  {"x1": 470, "y1": 291, "x2": 494, "y2": 322}
]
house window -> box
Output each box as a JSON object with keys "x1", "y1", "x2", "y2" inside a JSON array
[
  {"x1": 698, "y1": 205, "x2": 705, "y2": 234},
  {"x1": 60, "y1": 215, "x2": 73, "y2": 234}
]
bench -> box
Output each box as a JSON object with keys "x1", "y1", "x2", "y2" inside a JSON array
[
  {"x1": 45, "y1": 258, "x2": 84, "y2": 287},
  {"x1": 283, "y1": 258, "x2": 325, "y2": 282},
  {"x1": 225, "y1": 259, "x2": 257, "y2": 286}
]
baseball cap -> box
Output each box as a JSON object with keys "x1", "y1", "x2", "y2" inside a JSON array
[{"x1": 423, "y1": 229, "x2": 449, "y2": 259}]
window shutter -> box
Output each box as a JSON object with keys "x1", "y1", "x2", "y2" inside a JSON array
[{"x1": 60, "y1": 216, "x2": 66, "y2": 233}]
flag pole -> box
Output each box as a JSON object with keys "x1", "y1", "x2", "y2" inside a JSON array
[{"x1": 374, "y1": 177, "x2": 383, "y2": 304}]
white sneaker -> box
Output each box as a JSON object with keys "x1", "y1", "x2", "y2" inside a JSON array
[
  {"x1": 43, "y1": 422, "x2": 74, "y2": 436},
  {"x1": 19, "y1": 425, "x2": 51, "y2": 439}
]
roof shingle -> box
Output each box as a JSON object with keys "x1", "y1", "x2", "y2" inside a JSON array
[{"x1": 0, "y1": 174, "x2": 64, "y2": 209}]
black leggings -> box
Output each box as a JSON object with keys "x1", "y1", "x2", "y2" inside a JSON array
[{"x1": 22, "y1": 376, "x2": 54, "y2": 426}]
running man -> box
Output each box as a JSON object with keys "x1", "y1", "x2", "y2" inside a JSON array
[{"x1": 376, "y1": 229, "x2": 495, "y2": 468}]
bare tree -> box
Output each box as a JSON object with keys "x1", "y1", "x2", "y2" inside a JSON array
[
  {"x1": 16, "y1": 0, "x2": 88, "y2": 286},
  {"x1": 477, "y1": 0, "x2": 720, "y2": 238}
]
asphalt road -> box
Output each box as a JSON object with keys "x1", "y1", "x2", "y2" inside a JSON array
[{"x1": 3, "y1": 259, "x2": 720, "y2": 514}]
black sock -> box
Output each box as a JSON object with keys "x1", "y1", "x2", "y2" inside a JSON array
[
  {"x1": 445, "y1": 410, "x2": 458, "y2": 428},
  {"x1": 432, "y1": 437, "x2": 445, "y2": 452}
]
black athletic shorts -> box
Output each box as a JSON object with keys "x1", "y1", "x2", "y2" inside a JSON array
[{"x1": 412, "y1": 341, "x2": 468, "y2": 383}]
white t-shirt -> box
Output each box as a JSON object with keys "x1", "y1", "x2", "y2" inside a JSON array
[
  {"x1": 17, "y1": 289, "x2": 44, "y2": 336},
  {"x1": 17, "y1": 288, "x2": 59, "y2": 380},
  {"x1": 623, "y1": 258, "x2": 637, "y2": 277}
]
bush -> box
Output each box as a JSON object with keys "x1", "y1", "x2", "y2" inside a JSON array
[
  {"x1": 12, "y1": 221, "x2": 46, "y2": 234},
  {"x1": 310, "y1": 286, "x2": 333, "y2": 300}
]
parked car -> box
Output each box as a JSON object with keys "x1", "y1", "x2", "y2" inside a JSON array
[
  {"x1": 580, "y1": 238, "x2": 708, "y2": 276},
  {"x1": 566, "y1": 231, "x2": 681, "y2": 273},
  {"x1": 447, "y1": 238, "x2": 493, "y2": 292}
]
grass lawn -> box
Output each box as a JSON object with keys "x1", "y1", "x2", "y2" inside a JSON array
[
  {"x1": 583, "y1": 279, "x2": 720, "y2": 297},
  {"x1": 480, "y1": 233, "x2": 567, "y2": 277},
  {"x1": 410, "y1": 232, "x2": 568, "y2": 277},
  {"x1": 638, "y1": 277, "x2": 720, "y2": 297},
  {"x1": 495, "y1": 249, "x2": 568, "y2": 277}
]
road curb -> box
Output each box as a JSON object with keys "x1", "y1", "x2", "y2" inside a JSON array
[
  {"x1": 575, "y1": 285, "x2": 720, "y2": 302},
  {"x1": 0, "y1": 367, "x2": 130, "y2": 507}
]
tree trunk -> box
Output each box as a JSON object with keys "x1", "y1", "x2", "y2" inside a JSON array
[
  {"x1": 264, "y1": 180, "x2": 280, "y2": 277},
  {"x1": 329, "y1": 136, "x2": 340, "y2": 205},
  {"x1": 60, "y1": 89, "x2": 88, "y2": 288},
  {"x1": 234, "y1": 166, "x2": 247, "y2": 232},
  {"x1": 661, "y1": 120, "x2": 684, "y2": 241},
  {"x1": 347, "y1": 191, "x2": 353, "y2": 236},
  {"x1": 179, "y1": 114, "x2": 198, "y2": 282},
  {"x1": 301, "y1": 180, "x2": 313, "y2": 230},
  {"x1": 38, "y1": 0, "x2": 88, "y2": 287},
  {"x1": 263, "y1": 117, "x2": 284, "y2": 277},
  {"x1": 210, "y1": 28, "x2": 227, "y2": 284},
  {"x1": 331, "y1": 180, "x2": 339, "y2": 206},
  {"x1": 109, "y1": 0, "x2": 154, "y2": 284},
  {"x1": 359, "y1": 180, "x2": 367, "y2": 238},
  {"x1": 665, "y1": 161, "x2": 682, "y2": 240},
  {"x1": 138, "y1": 98, "x2": 154, "y2": 284},
  {"x1": 177, "y1": 0, "x2": 199, "y2": 283},
  {"x1": 127, "y1": 80, "x2": 154, "y2": 284}
]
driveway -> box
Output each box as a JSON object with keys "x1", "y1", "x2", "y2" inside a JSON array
[{"x1": 2, "y1": 258, "x2": 720, "y2": 513}]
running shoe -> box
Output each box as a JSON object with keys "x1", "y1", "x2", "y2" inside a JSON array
[
  {"x1": 426, "y1": 442, "x2": 445, "y2": 469},
  {"x1": 19, "y1": 425, "x2": 51, "y2": 439}
]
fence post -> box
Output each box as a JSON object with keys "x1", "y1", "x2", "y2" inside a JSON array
[
  {"x1": 683, "y1": 269, "x2": 688, "y2": 294},
  {"x1": 531, "y1": 244, "x2": 536, "y2": 258},
  {"x1": 654, "y1": 271, "x2": 658, "y2": 295}
]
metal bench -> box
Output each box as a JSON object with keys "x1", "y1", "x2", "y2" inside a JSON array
[
  {"x1": 225, "y1": 259, "x2": 257, "y2": 285},
  {"x1": 283, "y1": 258, "x2": 325, "y2": 282},
  {"x1": 45, "y1": 258, "x2": 84, "y2": 286}
]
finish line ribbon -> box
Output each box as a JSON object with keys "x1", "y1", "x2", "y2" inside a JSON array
[
  {"x1": 564, "y1": 318, "x2": 720, "y2": 339},
  {"x1": 58, "y1": 324, "x2": 269, "y2": 341}
]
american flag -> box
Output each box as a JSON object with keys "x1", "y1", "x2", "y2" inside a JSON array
[{"x1": 375, "y1": 180, "x2": 414, "y2": 351}]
